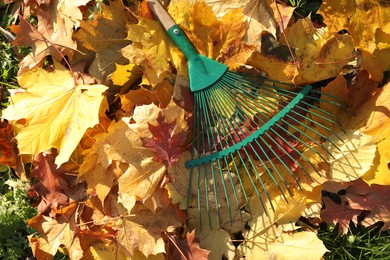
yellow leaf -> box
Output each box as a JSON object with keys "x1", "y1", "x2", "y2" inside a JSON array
[
  {"x1": 123, "y1": 17, "x2": 185, "y2": 86},
  {"x1": 115, "y1": 203, "x2": 181, "y2": 257},
  {"x1": 75, "y1": 0, "x2": 135, "y2": 81},
  {"x1": 249, "y1": 17, "x2": 356, "y2": 84},
  {"x1": 241, "y1": 230, "x2": 328, "y2": 260},
  {"x1": 319, "y1": 0, "x2": 390, "y2": 81},
  {"x1": 325, "y1": 130, "x2": 377, "y2": 182},
  {"x1": 111, "y1": 63, "x2": 142, "y2": 90},
  {"x1": 3, "y1": 66, "x2": 107, "y2": 166},
  {"x1": 192, "y1": 0, "x2": 279, "y2": 49},
  {"x1": 89, "y1": 242, "x2": 127, "y2": 260},
  {"x1": 348, "y1": 79, "x2": 390, "y2": 140},
  {"x1": 363, "y1": 139, "x2": 390, "y2": 185},
  {"x1": 28, "y1": 204, "x2": 83, "y2": 260}
]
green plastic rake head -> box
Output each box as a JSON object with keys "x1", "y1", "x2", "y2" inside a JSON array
[{"x1": 147, "y1": 0, "x2": 347, "y2": 229}]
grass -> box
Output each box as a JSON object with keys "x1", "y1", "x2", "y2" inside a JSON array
[
  {"x1": 318, "y1": 222, "x2": 390, "y2": 260},
  {"x1": 1, "y1": 1, "x2": 390, "y2": 260}
]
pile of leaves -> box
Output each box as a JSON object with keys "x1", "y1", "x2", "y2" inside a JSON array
[{"x1": 0, "y1": 0, "x2": 389, "y2": 259}]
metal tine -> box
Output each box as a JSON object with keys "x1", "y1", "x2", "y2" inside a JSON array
[
  {"x1": 208, "y1": 82, "x2": 285, "y2": 187},
  {"x1": 222, "y1": 84, "x2": 317, "y2": 186},
  {"x1": 197, "y1": 91, "x2": 221, "y2": 229},
  {"x1": 206, "y1": 82, "x2": 275, "y2": 219},
  {"x1": 204, "y1": 87, "x2": 235, "y2": 227},
  {"x1": 210, "y1": 83, "x2": 293, "y2": 203},
  {"x1": 206, "y1": 82, "x2": 275, "y2": 201},
  {"x1": 232, "y1": 75, "x2": 347, "y2": 164}
]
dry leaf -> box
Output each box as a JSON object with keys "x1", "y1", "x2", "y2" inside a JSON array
[
  {"x1": 28, "y1": 203, "x2": 84, "y2": 260},
  {"x1": 115, "y1": 203, "x2": 181, "y2": 258},
  {"x1": 169, "y1": 230, "x2": 210, "y2": 260},
  {"x1": 10, "y1": 8, "x2": 77, "y2": 74},
  {"x1": 2, "y1": 65, "x2": 107, "y2": 166},
  {"x1": 319, "y1": 0, "x2": 390, "y2": 81},
  {"x1": 75, "y1": 0, "x2": 135, "y2": 81},
  {"x1": 325, "y1": 130, "x2": 377, "y2": 182}
]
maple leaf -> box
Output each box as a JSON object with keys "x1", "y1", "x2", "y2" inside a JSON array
[
  {"x1": 318, "y1": 0, "x2": 390, "y2": 81},
  {"x1": 119, "y1": 80, "x2": 174, "y2": 115},
  {"x1": 122, "y1": 17, "x2": 185, "y2": 86},
  {"x1": 199, "y1": 0, "x2": 282, "y2": 48},
  {"x1": 115, "y1": 202, "x2": 181, "y2": 258},
  {"x1": 10, "y1": 7, "x2": 77, "y2": 75},
  {"x1": 75, "y1": 0, "x2": 136, "y2": 82},
  {"x1": 248, "y1": 17, "x2": 356, "y2": 84},
  {"x1": 2, "y1": 64, "x2": 107, "y2": 166},
  {"x1": 363, "y1": 139, "x2": 390, "y2": 185},
  {"x1": 141, "y1": 112, "x2": 187, "y2": 167},
  {"x1": 28, "y1": 203, "x2": 84, "y2": 260},
  {"x1": 168, "y1": 230, "x2": 210, "y2": 260},
  {"x1": 183, "y1": 1, "x2": 254, "y2": 65},
  {"x1": 78, "y1": 153, "x2": 116, "y2": 207},
  {"x1": 346, "y1": 74, "x2": 390, "y2": 140},
  {"x1": 240, "y1": 193, "x2": 328, "y2": 259}
]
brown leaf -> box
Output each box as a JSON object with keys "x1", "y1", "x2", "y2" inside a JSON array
[
  {"x1": 75, "y1": 0, "x2": 136, "y2": 82},
  {"x1": 10, "y1": 7, "x2": 77, "y2": 75},
  {"x1": 30, "y1": 152, "x2": 70, "y2": 217},
  {"x1": 115, "y1": 202, "x2": 182, "y2": 258},
  {"x1": 28, "y1": 203, "x2": 84, "y2": 260},
  {"x1": 169, "y1": 230, "x2": 210, "y2": 260}
]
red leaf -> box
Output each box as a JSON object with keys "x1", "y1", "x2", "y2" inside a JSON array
[
  {"x1": 0, "y1": 119, "x2": 19, "y2": 168},
  {"x1": 320, "y1": 196, "x2": 361, "y2": 235},
  {"x1": 346, "y1": 181, "x2": 390, "y2": 231},
  {"x1": 169, "y1": 230, "x2": 209, "y2": 260},
  {"x1": 142, "y1": 112, "x2": 188, "y2": 167}
]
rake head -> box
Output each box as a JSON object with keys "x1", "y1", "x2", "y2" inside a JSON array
[{"x1": 185, "y1": 70, "x2": 347, "y2": 229}]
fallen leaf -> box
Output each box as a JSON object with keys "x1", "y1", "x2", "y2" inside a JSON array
[
  {"x1": 241, "y1": 230, "x2": 329, "y2": 260},
  {"x1": 346, "y1": 181, "x2": 390, "y2": 231},
  {"x1": 363, "y1": 139, "x2": 390, "y2": 185},
  {"x1": 28, "y1": 203, "x2": 84, "y2": 260},
  {"x1": 192, "y1": 0, "x2": 279, "y2": 49},
  {"x1": 123, "y1": 17, "x2": 185, "y2": 86},
  {"x1": 319, "y1": 0, "x2": 390, "y2": 81},
  {"x1": 75, "y1": 0, "x2": 136, "y2": 81},
  {"x1": 248, "y1": 15, "x2": 356, "y2": 84},
  {"x1": 10, "y1": 8, "x2": 77, "y2": 74},
  {"x1": 111, "y1": 63, "x2": 142, "y2": 90},
  {"x1": 0, "y1": 119, "x2": 20, "y2": 168},
  {"x1": 320, "y1": 196, "x2": 361, "y2": 234},
  {"x1": 325, "y1": 130, "x2": 377, "y2": 182},
  {"x1": 2, "y1": 65, "x2": 107, "y2": 166},
  {"x1": 115, "y1": 203, "x2": 181, "y2": 258},
  {"x1": 29, "y1": 152, "x2": 70, "y2": 217},
  {"x1": 169, "y1": 230, "x2": 210, "y2": 260},
  {"x1": 142, "y1": 112, "x2": 188, "y2": 167},
  {"x1": 347, "y1": 76, "x2": 390, "y2": 140}
]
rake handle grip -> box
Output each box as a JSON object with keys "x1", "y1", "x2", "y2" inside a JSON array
[
  {"x1": 146, "y1": 0, "x2": 176, "y2": 31},
  {"x1": 147, "y1": 0, "x2": 199, "y2": 60}
]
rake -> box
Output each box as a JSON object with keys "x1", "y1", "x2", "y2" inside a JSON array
[{"x1": 147, "y1": 0, "x2": 347, "y2": 229}]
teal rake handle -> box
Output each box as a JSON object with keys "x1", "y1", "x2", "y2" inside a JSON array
[
  {"x1": 147, "y1": 0, "x2": 228, "y2": 92},
  {"x1": 185, "y1": 84, "x2": 313, "y2": 167}
]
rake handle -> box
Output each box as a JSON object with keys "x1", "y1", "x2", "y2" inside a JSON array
[{"x1": 147, "y1": 0, "x2": 198, "y2": 60}]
